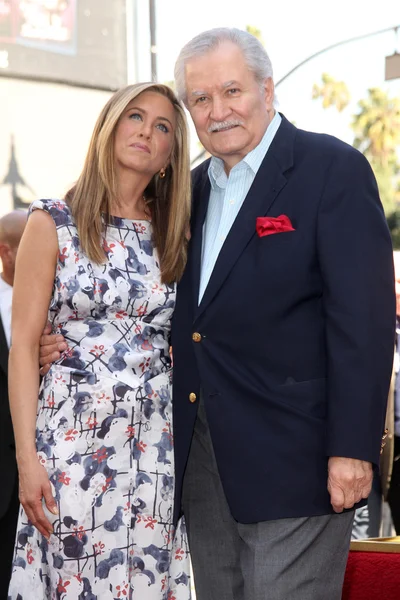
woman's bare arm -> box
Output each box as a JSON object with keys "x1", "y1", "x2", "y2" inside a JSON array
[{"x1": 9, "y1": 209, "x2": 59, "y2": 538}]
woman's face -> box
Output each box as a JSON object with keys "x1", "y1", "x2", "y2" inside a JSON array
[{"x1": 114, "y1": 90, "x2": 176, "y2": 177}]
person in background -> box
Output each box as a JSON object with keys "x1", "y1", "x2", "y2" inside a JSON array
[{"x1": 0, "y1": 210, "x2": 27, "y2": 597}]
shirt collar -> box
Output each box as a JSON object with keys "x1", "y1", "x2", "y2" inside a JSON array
[{"x1": 208, "y1": 111, "x2": 282, "y2": 190}]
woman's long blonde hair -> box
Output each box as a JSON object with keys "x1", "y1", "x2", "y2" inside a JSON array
[{"x1": 66, "y1": 83, "x2": 191, "y2": 283}]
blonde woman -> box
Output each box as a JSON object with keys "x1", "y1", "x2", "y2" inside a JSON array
[{"x1": 8, "y1": 83, "x2": 192, "y2": 599}]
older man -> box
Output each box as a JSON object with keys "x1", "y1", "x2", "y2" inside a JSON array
[
  {"x1": 40, "y1": 28, "x2": 395, "y2": 600},
  {"x1": 0, "y1": 210, "x2": 27, "y2": 596},
  {"x1": 170, "y1": 28, "x2": 394, "y2": 600}
]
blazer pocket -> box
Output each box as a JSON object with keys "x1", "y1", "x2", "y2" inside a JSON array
[
  {"x1": 260, "y1": 229, "x2": 296, "y2": 237},
  {"x1": 275, "y1": 377, "x2": 327, "y2": 420},
  {"x1": 280, "y1": 377, "x2": 326, "y2": 387}
]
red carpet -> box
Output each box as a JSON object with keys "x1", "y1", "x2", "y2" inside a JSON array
[{"x1": 342, "y1": 551, "x2": 400, "y2": 600}]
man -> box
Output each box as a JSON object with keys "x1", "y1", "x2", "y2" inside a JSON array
[
  {"x1": 0, "y1": 210, "x2": 27, "y2": 596},
  {"x1": 40, "y1": 28, "x2": 395, "y2": 600},
  {"x1": 171, "y1": 28, "x2": 394, "y2": 599}
]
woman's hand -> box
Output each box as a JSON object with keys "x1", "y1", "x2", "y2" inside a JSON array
[{"x1": 18, "y1": 457, "x2": 58, "y2": 539}]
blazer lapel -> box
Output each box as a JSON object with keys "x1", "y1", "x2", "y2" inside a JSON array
[
  {"x1": 190, "y1": 170, "x2": 211, "y2": 314},
  {"x1": 195, "y1": 115, "x2": 296, "y2": 322},
  {"x1": 0, "y1": 315, "x2": 9, "y2": 375}
]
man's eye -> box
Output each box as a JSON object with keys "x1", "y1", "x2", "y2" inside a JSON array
[
  {"x1": 196, "y1": 97, "x2": 207, "y2": 104},
  {"x1": 228, "y1": 88, "x2": 240, "y2": 94}
]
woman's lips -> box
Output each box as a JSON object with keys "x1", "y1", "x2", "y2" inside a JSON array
[{"x1": 130, "y1": 142, "x2": 150, "y2": 153}]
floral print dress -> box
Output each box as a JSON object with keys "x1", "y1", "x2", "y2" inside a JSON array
[{"x1": 8, "y1": 199, "x2": 191, "y2": 600}]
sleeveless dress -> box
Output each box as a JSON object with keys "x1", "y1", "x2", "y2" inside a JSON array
[{"x1": 8, "y1": 199, "x2": 191, "y2": 600}]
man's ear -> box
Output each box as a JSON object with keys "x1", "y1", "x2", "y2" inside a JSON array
[
  {"x1": 263, "y1": 77, "x2": 275, "y2": 111},
  {"x1": 0, "y1": 242, "x2": 10, "y2": 263}
]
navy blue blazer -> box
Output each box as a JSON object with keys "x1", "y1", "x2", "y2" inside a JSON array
[{"x1": 171, "y1": 114, "x2": 396, "y2": 525}]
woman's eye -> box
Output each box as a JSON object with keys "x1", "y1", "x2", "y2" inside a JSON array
[
  {"x1": 156, "y1": 123, "x2": 169, "y2": 133},
  {"x1": 129, "y1": 112, "x2": 142, "y2": 121}
]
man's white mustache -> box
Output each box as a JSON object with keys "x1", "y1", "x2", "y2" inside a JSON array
[{"x1": 208, "y1": 120, "x2": 244, "y2": 133}]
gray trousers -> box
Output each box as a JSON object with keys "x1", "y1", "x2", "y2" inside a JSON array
[{"x1": 182, "y1": 397, "x2": 354, "y2": 600}]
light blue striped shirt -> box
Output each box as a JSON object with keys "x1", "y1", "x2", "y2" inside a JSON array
[{"x1": 199, "y1": 112, "x2": 282, "y2": 302}]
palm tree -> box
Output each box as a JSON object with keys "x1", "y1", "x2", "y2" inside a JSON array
[
  {"x1": 352, "y1": 88, "x2": 400, "y2": 168},
  {"x1": 313, "y1": 76, "x2": 400, "y2": 217},
  {"x1": 246, "y1": 25, "x2": 264, "y2": 46},
  {"x1": 312, "y1": 73, "x2": 350, "y2": 112},
  {"x1": 352, "y1": 88, "x2": 400, "y2": 215}
]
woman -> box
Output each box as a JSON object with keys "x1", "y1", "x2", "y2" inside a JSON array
[{"x1": 8, "y1": 83, "x2": 192, "y2": 599}]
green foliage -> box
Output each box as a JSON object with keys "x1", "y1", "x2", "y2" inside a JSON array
[
  {"x1": 312, "y1": 73, "x2": 351, "y2": 112},
  {"x1": 351, "y1": 88, "x2": 400, "y2": 168},
  {"x1": 352, "y1": 88, "x2": 400, "y2": 217},
  {"x1": 386, "y1": 209, "x2": 400, "y2": 250},
  {"x1": 246, "y1": 25, "x2": 264, "y2": 46},
  {"x1": 313, "y1": 76, "x2": 400, "y2": 227},
  {"x1": 368, "y1": 159, "x2": 400, "y2": 215}
]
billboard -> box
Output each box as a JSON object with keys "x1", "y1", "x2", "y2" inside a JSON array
[
  {"x1": 0, "y1": 0, "x2": 128, "y2": 89},
  {"x1": 0, "y1": 0, "x2": 13, "y2": 40},
  {"x1": 0, "y1": 0, "x2": 76, "y2": 53}
]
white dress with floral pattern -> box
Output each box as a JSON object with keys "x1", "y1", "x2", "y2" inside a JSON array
[{"x1": 8, "y1": 199, "x2": 191, "y2": 600}]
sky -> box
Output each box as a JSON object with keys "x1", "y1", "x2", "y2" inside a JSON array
[{"x1": 134, "y1": 0, "x2": 400, "y2": 152}]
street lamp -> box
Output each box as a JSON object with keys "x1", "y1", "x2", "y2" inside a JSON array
[
  {"x1": 149, "y1": 0, "x2": 157, "y2": 81},
  {"x1": 385, "y1": 27, "x2": 400, "y2": 81},
  {"x1": 386, "y1": 53, "x2": 400, "y2": 81},
  {"x1": 276, "y1": 25, "x2": 400, "y2": 87}
]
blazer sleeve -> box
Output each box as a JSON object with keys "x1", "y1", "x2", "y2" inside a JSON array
[{"x1": 317, "y1": 146, "x2": 395, "y2": 466}]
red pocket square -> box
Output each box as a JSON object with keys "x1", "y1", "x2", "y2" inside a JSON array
[{"x1": 256, "y1": 215, "x2": 295, "y2": 237}]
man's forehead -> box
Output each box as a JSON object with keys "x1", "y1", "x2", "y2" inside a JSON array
[
  {"x1": 185, "y1": 55, "x2": 253, "y2": 92},
  {"x1": 185, "y1": 43, "x2": 245, "y2": 75},
  {"x1": 189, "y1": 80, "x2": 241, "y2": 96}
]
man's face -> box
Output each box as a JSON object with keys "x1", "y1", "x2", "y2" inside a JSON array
[{"x1": 185, "y1": 41, "x2": 275, "y2": 172}]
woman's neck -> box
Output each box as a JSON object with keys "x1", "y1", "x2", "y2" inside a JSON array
[{"x1": 111, "y1": 171, "x2": 151, "y2": 220}]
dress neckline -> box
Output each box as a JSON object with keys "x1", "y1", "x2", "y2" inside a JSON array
[{"x1": 102, "y1": 213, "x2": 152, "y2": 225}]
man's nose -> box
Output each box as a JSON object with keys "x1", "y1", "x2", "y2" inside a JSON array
[{"x1": 210, "y1": 97, "x2": 231, "y2": 122}]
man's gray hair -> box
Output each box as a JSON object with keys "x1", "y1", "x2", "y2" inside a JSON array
[{"x1": 174, "y1": 27, "x2": 274, "y2": 105}]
